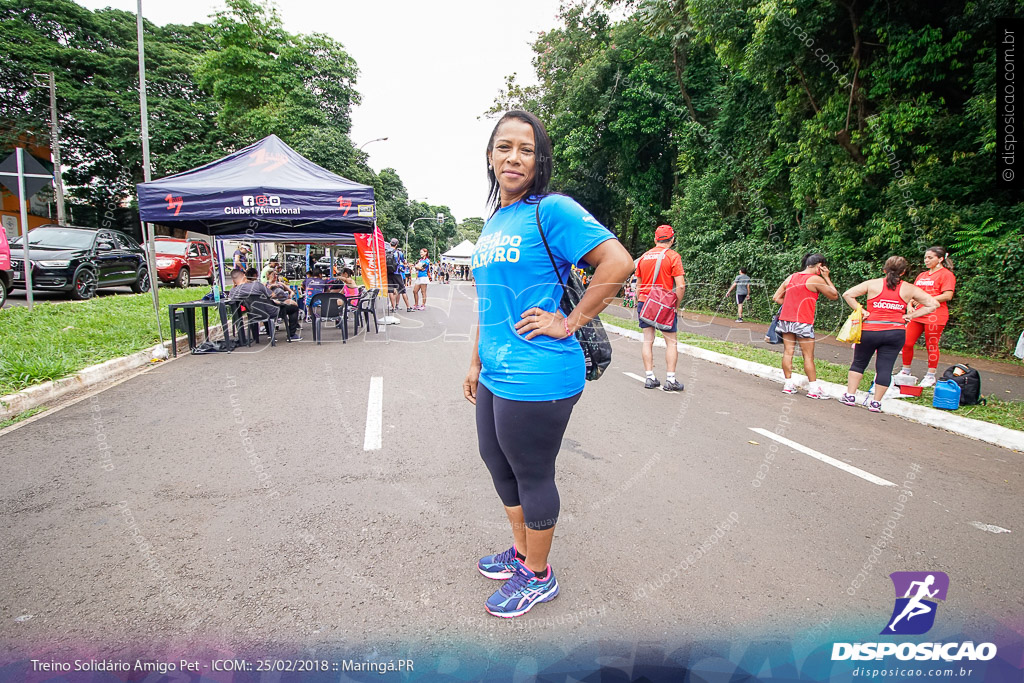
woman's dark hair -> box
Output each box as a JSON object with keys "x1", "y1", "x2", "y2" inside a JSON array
[
  {"x1": 801, "y1": 253, "x2": 828, "y2": 270},
  {"x1": 341, "y1": 267, "x2": 354, "y2": 276},
  {"x1": 486, "y1": 110, "x2": 553, "y2": 211},
  {"x1": 883, "y1": 256, "x2": 908, "y2": 289},
  {"x1": 926, "y1": 245, "x2": 953, "y2": 272}
]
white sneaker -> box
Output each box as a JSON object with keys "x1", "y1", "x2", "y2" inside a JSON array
[
  {"x1": 782, "y1": 381, "x2": 798, "y2": 394},
  {"x1": 806, "y1": 383, "x2": 830, "y2": 400},
  {"x1": 897, "y1": 368, "x2": 912, "y2": 376},
  {"x1": 919, "y1": 374, "x2": 936, "y2": 388}
]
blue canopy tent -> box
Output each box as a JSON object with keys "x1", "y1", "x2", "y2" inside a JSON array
[{"x1": 137, "y1": 134, "x2": 374, "y2": 288}]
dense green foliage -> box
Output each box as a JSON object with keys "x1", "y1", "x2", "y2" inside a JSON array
[
  {"x1": 0, "y1": 0, "x2": 458, "y2": 247},
  {"x1": 492, "y1": 0, "x2": 1023, "y2": 354}
]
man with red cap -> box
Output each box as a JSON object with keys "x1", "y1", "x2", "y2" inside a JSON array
[{"x1": 635, "y1": 224, "x2": 686, "y2": 391}]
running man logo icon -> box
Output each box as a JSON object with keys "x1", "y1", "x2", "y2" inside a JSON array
[{"x1": 881, "y1": 571, "x2": 949, "y2": 635}]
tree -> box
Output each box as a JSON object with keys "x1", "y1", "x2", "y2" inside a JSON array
[{"x1": 491, "y1": 0, "x2": 1024, "y2": 353}]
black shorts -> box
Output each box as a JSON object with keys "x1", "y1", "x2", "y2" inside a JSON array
[
  {"x1": 387, "y1": 272, "x2": 406, "y2": 295},
  {"x1": 736, "y1": 292, "x2": 748, "y2": 304},
  {"x1": 637, "y1": 300, "x2": 678, "y2": 333}
]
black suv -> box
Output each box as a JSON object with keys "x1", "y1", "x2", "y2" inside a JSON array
[{"x1": 8, "y1": 225, "x2": 150, "y2": 300}]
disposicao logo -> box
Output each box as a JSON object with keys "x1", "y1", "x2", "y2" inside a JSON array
[
  {"x1": 882, "y1": 571, "x2": 948, "y2": 635},
  {"x1": 831, "y1": 571, "x2": 997, "y2": 662}
]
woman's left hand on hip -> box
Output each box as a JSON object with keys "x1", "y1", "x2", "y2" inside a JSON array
[{"x1": 515, "y1": 307, "x2": 567, "y2": 341}]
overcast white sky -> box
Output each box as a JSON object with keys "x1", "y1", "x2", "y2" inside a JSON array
[{"x1": 75, "y1": 0, "x2": 563, "y2": 222}]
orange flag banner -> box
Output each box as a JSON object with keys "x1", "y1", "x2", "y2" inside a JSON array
[{"x1": 355, "y1": 224, "x2": 387, "y2": 292}]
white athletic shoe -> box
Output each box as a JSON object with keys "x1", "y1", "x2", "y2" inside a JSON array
[
  {"x1": 919, "y1": 374, "x2": 937, "y2": 388},
  {"x1": 782, "y1": 381, "x2": 798, "y2": 394},
  {"x1": 806, "y1": 383, "x2": 830, "y2": 400}
]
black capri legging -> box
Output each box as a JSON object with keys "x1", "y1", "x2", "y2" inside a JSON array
[
  {"x1": 475, "y1": 383, "x2": 581, "y2": 530},
  {"x1": 851, "y1": 329, "x2": 906, "y2": 387}
]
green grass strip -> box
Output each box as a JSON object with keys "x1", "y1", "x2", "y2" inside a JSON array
[
  {"x1": 0, "y1": 406, "x2": 48, "y2": 430},
  {"x1": 0, "y1": 287, "x2": 209, "y2": 396}
]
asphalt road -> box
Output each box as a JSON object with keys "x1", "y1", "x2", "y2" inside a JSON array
[{"x1": 0, "y1": 282, "x2": 1020, "y2": 664}]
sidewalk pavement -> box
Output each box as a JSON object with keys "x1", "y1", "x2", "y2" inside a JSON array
[{"x1": 606, "y1": 301, "x2": 1024, "y2": 400}]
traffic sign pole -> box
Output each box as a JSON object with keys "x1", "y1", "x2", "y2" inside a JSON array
[{"x1": 16, "y1": 148, "x2": 35, "y2": 310}]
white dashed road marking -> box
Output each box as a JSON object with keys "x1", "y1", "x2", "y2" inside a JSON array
[
  {"x1": 970, "y1": 521, "x2": 1011, "y2": 534},
  {"x1": 364, "y1": 376, "x2": 383, "y2": 450},
  {"x1": 748, "y1": 427, "x2": 896, "y2": 487}
]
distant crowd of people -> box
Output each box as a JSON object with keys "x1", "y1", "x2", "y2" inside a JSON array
[{"x1": 622, "y1": 231, "x2": 956, "y2": 413}]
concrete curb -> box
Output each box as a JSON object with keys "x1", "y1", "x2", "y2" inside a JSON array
[
  {"x1": 603, "y1": 322, "x2": 1024, "y2": 452},
  {"x1": 0, "y1": 337, "x2": 185, "y2": 421}
]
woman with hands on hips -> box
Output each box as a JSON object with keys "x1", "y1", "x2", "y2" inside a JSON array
[
  {"x1": 462, "y1": 110, "x2": 634, "y2": 619},
  {"x1": 839, "y1": 256, "x2": 938, "y2": 413}
]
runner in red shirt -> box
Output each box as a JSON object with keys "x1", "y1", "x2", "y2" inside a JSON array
[
  {"x1": 771, "y1": 253, "x2": 839, "y2": 399},
  {"x1": 898, "y1": 246, "x2": 956, "y2": 388},
  {"x1": 635, "y1": 225, "x2": 686, "y2": 391},
  {"x1": 839, "y1": 256, "x2": 939, "y2": 412}
]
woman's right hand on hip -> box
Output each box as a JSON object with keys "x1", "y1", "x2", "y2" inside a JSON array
[{"x1": 463, "y1": 365, "x2": 481, "y2": 405}]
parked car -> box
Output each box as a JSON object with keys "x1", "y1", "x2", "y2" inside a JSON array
[
  {"x1": 147, "y1": 237, "x2": 214, "y2": 287},
  {"x1": 269, "y1": 252, "x2": 305, "y2": 279},
  {"x1": 0, "y1": 224, "x2": 11, "y2": 308},
  {"x1": 8, "y1": 225, "x2": 150, "y2": 300}
]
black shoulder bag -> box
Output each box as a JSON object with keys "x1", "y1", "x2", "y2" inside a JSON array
[{"x1": 534, "y1": 202, "x2": 612, "y2": 381}]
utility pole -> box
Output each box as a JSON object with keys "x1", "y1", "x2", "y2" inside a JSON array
[
  {"x1": 136, "y1": 0, "x2": 163, "y2": 340},
  {"x1": 34, "y1": 72, "x2": 66, "y2": 225}
]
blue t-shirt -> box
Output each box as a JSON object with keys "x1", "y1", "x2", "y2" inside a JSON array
[
  {"x1": 416, "y1": 258, "x2": 430, "y2": 277},
  {"x1": 472, "y1": 195, "x2": 615, "y2": 401}
]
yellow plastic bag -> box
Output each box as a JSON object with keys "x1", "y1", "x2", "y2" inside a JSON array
[{"x1": 837, "y1": 307, "x2": 863, "y2": 343}]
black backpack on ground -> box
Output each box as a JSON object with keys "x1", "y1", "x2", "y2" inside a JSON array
[
  {"x1": 192, "y1": 339, "x2": 235, "y2": 354},
  {"x1": 941, "y1": 364, "x2": 986, "y2": 405}
]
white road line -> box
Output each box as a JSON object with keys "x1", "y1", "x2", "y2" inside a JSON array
[
  {"x1": 970, "y1": 521, "x2": 1011, "y2": 534},
  {"x1": 624, "y1": 372, "x2": 646, "y2": 383},
  {"x1": 364, "y1": 376, "x2": 384, "y2": 450},
  {"x1": 748, "y1": 427, "x2": 896, "y2": 487}
]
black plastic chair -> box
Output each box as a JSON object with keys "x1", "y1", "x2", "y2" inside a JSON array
[
  {"x1": 228, "y1": 296, "x2": 279, "y2": 347},
  {"x1": 356, "y1": 288, "x2": 380, "y2": 335},
  {"x1": 310, "y1": 292, "x2": 351, "y2": 344}
]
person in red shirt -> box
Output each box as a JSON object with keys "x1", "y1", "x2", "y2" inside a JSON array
[
  {"x1": 771, "y1": 253, "x2": 839, "y2": 399},
  {"x1": 898, "y1": 246, "x2": 956, "y2": 388},
  {"x1": 839, "y1": 256, "x2": 939, "y2": 412},
  {"x1": 635, "y1": 224, "x2": 686, "y2": 391}
]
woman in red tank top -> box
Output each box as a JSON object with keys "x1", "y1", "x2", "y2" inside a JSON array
[
  {"x1": 770, "y1": 254, "x2": 839, "y2": 399},
  {"x1": 839, "y1": 256, "x2": 939, "y2": 413},
  {"x1": 899, "y1": 245, "x2": 956, "y2": 387}
]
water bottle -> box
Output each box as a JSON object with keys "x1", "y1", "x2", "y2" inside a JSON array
[{"x1": 932, "y1": 379, "x2": 961, "y2": 410}]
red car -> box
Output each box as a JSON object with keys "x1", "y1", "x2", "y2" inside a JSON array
[
  {"x1": 149, "y1": 237, "x2": 214, "y2": 288},
  {"x1": 0, "y1": 224, "x2": 11, "y2": 307}
]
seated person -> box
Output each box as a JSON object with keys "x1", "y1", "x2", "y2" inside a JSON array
[
  {"x1": 260, "y1": 260, "x2": 280, "y2": 284},
  {"x1": 304, "y1": 266, "x2": 331, "y2": 314},
  {"x1": 266, "y1": 270, "x2": 302, "y2": 341},
  {"x1": 336, "y1": 267, "x2": 360, "y2": 302},
  {"x1": 228, "y1": 268, "x2": 278, "y2": 337}
]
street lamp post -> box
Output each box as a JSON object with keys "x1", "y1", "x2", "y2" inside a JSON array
[
  {"x1": 358, "y1": 137, "x2": 389, "y2": 151},
  {"x1": 406, "y1": 217, "x2": 431, "y2": 254},
  {"x1": 136, "y1": 0, "x2": 163, "y2": 341}
]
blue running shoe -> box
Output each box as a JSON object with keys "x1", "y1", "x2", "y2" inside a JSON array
[
  {"x1": 485, "y1": 563, "x2": 558, "y2": 618},
  {"x1": 477, "y1": 546, "x2": 520, "y2": 580}
]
